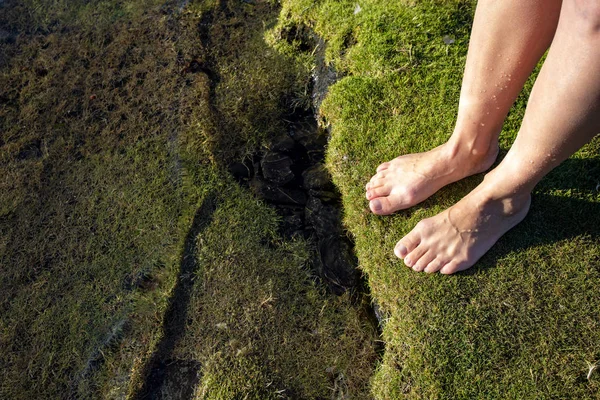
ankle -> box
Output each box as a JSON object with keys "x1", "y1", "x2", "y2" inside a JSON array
[
  {"x1": 479, "y1": 173, "x2": 532, "y2": 214},
  {"x1": 449, "y1": 108, "x2": 503, "y2": 159},
  {"x1": 444, "y1": 135, "x2": 499, "y2": 172}
]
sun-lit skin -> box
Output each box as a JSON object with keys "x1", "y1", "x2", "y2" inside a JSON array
[{"x1": 367, "y1": 0, "x2": 600, "y2": 274}]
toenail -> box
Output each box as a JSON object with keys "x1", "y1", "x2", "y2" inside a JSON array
[
  {"x1": 395, "y1": 244, "x2": 407, "y2": 257},
  {"x1": 404, "y1": 257, "x2": 412, "y2": 267},
  {"x1": 371, "y1": 199, "x2": 382, "y2": 212}
]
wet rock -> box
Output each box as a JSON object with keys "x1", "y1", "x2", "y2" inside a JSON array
[
  {"x1": 305, "y1": 196, "x2": 341, "y2": 238},
  {"x1": 319, "y1": 235, "x2": 358, "y2": 295},
  {"x1": 251, "y1": 178, "x2": 307, "y2": 205},
  {"x1": 289, "y1": 117, "x2": 327, "y2": 161},
  {"x1": 269, "y1": 134, "x2": 296, "y2": 153},
  {"x1": 281, "y1": 214, "x2": 305, "y2": 239},
  {"x1": 261, "y1": 151, "x2": 295, "y2": 185},
  {"x1": 312, "y1": 37, "x2": 338, "y2": 112},
  {"x1": 305, "y1": 196, "x2": 358, "y2": 293},
  {"x1": 277, "y1": 204, "x2": 305, "y2": 217},
  {"x1": 308, "y1": 189, "x2": 340, "y2": 202},
  {"x1": 302, "y1": 164, "x2": 334, "y2": 191},
  {"x1": 372, "y1": 301, "x2": 385, "y2": 326},
  {"x1": 307, "y1": 149, "x2": 325, "y2": 162}
]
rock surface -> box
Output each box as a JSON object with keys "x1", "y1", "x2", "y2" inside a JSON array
[
  {"x1": 302, "y1": 164, "x2": 334, "y2": 191},
  {"x1": 238, "y1": 111, "x2": 359, "y2": 295},
  {"x1": 250, "y1": 177, "x2": 307, "y2": 205},
  {"x1": 269, "y1": 134, "x2": 296, "y2": 153},
  {"x1": 261, "y1": 151, "x2": 295, "y2": 185}
]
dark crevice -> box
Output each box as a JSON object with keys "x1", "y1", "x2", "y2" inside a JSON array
[
  {"x1": 136, "y1": 7, "x2": 382, "y2": 398},
  {"x1": 229, "y1": 30, "x2": 384, "y2": 342}
]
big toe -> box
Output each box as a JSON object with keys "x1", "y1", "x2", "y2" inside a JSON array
[
  {"x1": 394, "y1": 229, "x2": 421, "y2": 258},
  {"x1": 369, "y1": 197, "x2": 398, "y2": 215},
  {"x1": 369, "y1": 191, "x2": 417, "y2": 215},
  {"x1": 366, "y1": 185, "x2": 391, "y2": 201},
  {"x1": 376, "y1": 162, "x2": 390, "y2": 172},
  {"x1": 440, "y1": 260, "x2": 471, "y2": 275}
]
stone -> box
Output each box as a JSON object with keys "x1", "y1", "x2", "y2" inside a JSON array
[
  {"x1": 306, "y1": 148, "x2": 325, "y2": 163},
  {"x1": 305, "y1": 196, "x2": 358, "y2": 294},
  {"x1": 318, "y1": 235, "x2": 358, "y2": 295},
  {"x1": 302, "y1": 164, "x2": 334, "y2": 191},
  {"x1": 307, "y1": 189, "x2": 340, "y2": 202},
  {"x1": 281, "y1": 214, "x2": 305, "y2": 239},
  {"x1": 260, "y1": 151, "x2": 295, "y2": 185},
  {"x1": 305, "y1": 196, "x2": 341, "y2": 239},
  {"x1": 372, "y1": 300, "x2": 385, "y2": 326},
  {"x1": 289, "y1": 116, "x2": 327, "y2": 150},
  {"x1": 269, "y1": 134, "x2": 296, "y2": 153},
  {"x1": 250, "y1": 178, "x2": 307, "y2": 205},
  {"x1": 312, "y1": 37, "x2": 338, "y2": 111}
]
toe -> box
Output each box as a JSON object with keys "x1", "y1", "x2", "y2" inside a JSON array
[
  {"x1": 404, "y1": 244, "x2": 428, "y2": 268},
  {"x1": 369, "y1": 190, "x2": 414, "y2": 214},
  {"x1": 372, "y1": 170, "x2": 387, "y2": 181},
  {"x1": 366, "y1": 173, "x2": 386, "y2": 191},
  {"x1": 394, "y1": 230, "x2": 421, "y2": 258},
  {"x1": 369, "y1": 198, "x2": 385, "y2": 214},
  {"x1": 368, "y1": 178, "x2": 386, "y2": 190},
  {"x1": 369, "y1": 196, "x2": 398, "y2": 215},
  {"x1": 366, "y1": 186, "x2": 391, "y2": 200},
  {"x1": 376, "y1": 162, "x2": 390, "y2": 172},
  {"x1": 412, "y1": 251, "x2": 435, "y2": 272},
  {"x1": 424, "y1": 258, "x2": 445, "y2": 274},
  {"x1": 440, "y1": 260, "x2": 471, "y2": 275}
]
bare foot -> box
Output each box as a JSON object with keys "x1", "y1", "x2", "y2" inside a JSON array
[
  {"x1": 365, "y1": 141, "x2": 498, "y2": 215},
  {"x1": 393, "y1": 173, "x2": 531, "y2": 274}
]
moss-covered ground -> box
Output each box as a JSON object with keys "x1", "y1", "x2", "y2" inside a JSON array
[
  {"x1": 4, "y1": 0, "x2": 600, "y2": 398},
  {"x1": 0, "y1": 0, "x2": 378, "y2": 398},
  {"x1": 275, "y1": 0, "x2": 600, "y2": 398}
]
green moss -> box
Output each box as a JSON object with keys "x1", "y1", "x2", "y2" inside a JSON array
[
  {"x1": 175, "y1": 183, "x2": 377, "y2": 398},
  {"x1": 1, "y1": 0, "x2": 378, "y2": 398},
  {"x1": 277, "y1": 0, "x2": 600, "y2": 398}
]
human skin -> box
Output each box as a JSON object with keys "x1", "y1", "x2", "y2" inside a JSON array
[
  {"x1": 367, "y1": 0, "x2": 600, "y2": 274},
  {"x1": 366, "y1": 0, "x2": 563, "y2": 215}
]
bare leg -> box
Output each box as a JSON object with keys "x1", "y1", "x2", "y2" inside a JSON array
[
  {"x1": 366, "y1": 0, "x2": 562, "y2": 215},
  {"x1": 395, "y1": 0, "x2": 600, "y2": 274}
]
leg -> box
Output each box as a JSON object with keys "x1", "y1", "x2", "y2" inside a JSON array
[
  {"x1": 396, "y1": 0, "x2": 600, "y2": 274},
  {"x1": 366, "y1": 0, "x2": 562, "y2": 215}
]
